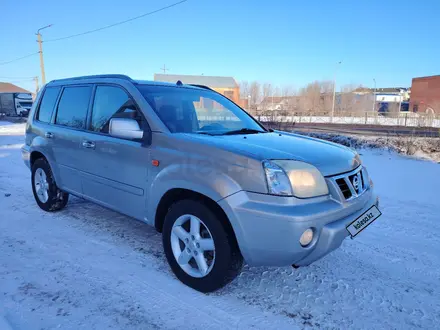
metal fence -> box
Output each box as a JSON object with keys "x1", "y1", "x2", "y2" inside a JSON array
[{"x1": 250, "y1": 111, "x2": 440, "y2": 129}]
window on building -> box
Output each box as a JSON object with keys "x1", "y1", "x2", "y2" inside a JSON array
[
  {"x1": 224, "y1": 90, "x2": 234, "y2": 100},
  {"x1": 90, "y1": 86, "x2": 142, "y2": 134},
  {"x1": 55, "y1": 86, "x2": 92, "y2": 129},
  {"x1": 36, "y1": 87, "x2": 61, "y2": 123}
]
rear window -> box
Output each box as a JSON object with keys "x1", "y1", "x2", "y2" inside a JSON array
[
  {"x1": 36, "y1": 87, "x2": 61, "y2": 123},
  {"x1": 55, "y1": 86, "x2": 92, "y2": 129}
]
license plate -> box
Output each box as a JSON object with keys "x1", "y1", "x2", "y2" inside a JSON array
[{"x1": 346, "y1": 205, "x2": 381, "y2": 238}]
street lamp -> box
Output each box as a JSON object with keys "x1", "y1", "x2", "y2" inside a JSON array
[
  {"x1": 331, "y1": 61, "x2": 342, "y2": 122},
  {"x1": 36, "y1": 24, "x2": 53, "y2": 85},
  {"x1": 372, "y1": 78, "x2": 376, "y2": 112}
]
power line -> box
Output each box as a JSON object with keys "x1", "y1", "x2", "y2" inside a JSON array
[
  {"x1": 0, "y1": 52, "x2": 39, "y2": 66},
  {"x1": 45, "y1": 0, "x2": 188, "y2": 43},
  {"x1": 0, "y1": 75, "x2": 35, "y2": 79},
  {"x1": 0, "y1": 79, "x2": 35, "y2": 84}
]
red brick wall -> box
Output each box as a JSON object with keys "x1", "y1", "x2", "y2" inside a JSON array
[{"x1": 410, "y1": 75, "x2": 440, "y2": 113}]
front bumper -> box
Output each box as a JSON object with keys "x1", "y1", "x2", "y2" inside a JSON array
[{"x1": 218, "y1": 187, "x2": 378, "y2": 267}]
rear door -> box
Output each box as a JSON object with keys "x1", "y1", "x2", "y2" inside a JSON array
[
  {"x1": 49, "y1": 85, "x2": 93, "y2": 195},
  {"x1": 78, "y1": 84, "x2": 149, "y2": 220}
]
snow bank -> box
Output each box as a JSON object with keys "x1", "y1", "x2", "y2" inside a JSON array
[
  {"x1": 259, "y1": 114, "x2": 440, "y2": 128},
  {"x1": 295, "y1": 131, "x2": 440, "y2": 163},
  {"x1": 0, "y1": 122, "x2": 26, "y2": 136}
]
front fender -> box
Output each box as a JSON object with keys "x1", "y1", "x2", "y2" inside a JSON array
[{"x1": 146, "y1": 163, "x2": 242, "y2": 225}]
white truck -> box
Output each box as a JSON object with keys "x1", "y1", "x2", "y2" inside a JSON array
[{"x1": 0, "y1": 92, "x2": 33, "y2": 117}]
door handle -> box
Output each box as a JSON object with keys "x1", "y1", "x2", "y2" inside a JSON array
[
  {"x1": 82, "y1": 140, "x2": 96, "y2": 149},
  {"x1": 45, "y1": 132, "x2": 54, "y2": 139}
]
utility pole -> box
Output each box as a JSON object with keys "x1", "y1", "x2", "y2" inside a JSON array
[
  {"x1": 36, "y1": 24, "x2": 52, "y2": 85},
  {"x1": 331, "y1": 61, "x2": 342, "y2": 122},
  {"x1": 33, "y1": 76, "x2": 39, "y2": 95},
  {"x1": 160, "y1": 64, "x2": 169, "y2": 74}
]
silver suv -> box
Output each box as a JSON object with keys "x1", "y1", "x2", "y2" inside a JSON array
[{"x1": 22, "y1": 75, "x2": 381, "y2": 292}]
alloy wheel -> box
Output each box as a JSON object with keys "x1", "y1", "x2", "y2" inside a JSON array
[
  {"x1": 34, "y1": 168, "x2": 49, "y2": 203},
  {"x1": 170, "y1": 214, "x2": 216, "y2": 278}
]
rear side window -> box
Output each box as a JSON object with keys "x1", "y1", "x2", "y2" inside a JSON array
[
  {"x1": 90, "y1": 85, "x2": 141, "y2": 133},
  {"x1": 36, "y1": 87, "x2": 61, "y2": 123},
  {"x1": 55, "y1": 86, "x2": 92, "y2": 129}
]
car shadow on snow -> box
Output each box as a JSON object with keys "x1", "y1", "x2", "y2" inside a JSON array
[
  {"x1": 57, "y1": 197, "x2": 436, "y2": 330},
  {"x1": 57, "y1": 196, "x2": 335, "y2": 328}
]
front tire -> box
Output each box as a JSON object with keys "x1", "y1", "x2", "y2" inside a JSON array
[
  {"x1": 31, "y1": 158, "x2": 69, "y2": 212},
  {"x1": 162, "y1": 199, "x2": 243, "y2": 292}
]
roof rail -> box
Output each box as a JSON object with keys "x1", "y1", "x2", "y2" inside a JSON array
[
  {"x1": 188, "y1": 84, "x2": 213, "y2": 91},
  {"x1": 49, "y1": 74, "x2": 133, "y2": 84}
]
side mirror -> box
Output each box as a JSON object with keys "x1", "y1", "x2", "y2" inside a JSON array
[{"x1": 109, "y1": 118, "x2": 143, "y2": 140}]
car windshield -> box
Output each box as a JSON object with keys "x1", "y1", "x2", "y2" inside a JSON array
[{"x1": 136, "y1": 84, "x2": 266, "y2": 135}]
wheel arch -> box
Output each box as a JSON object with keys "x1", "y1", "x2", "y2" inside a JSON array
[
  {"x1": 29, "y1": 149, "x2": 62, "y2": 187},
  {"x1": 30, "y1": 150, "x2": 47, "y2": 167},
  {"x1": 154, "y1": 188, "x2": 240, "y2": 252}
]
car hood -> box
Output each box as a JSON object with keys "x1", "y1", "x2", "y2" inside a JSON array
[{"x1": 190, "y1": 132, "x2": 360, "y2": 177}]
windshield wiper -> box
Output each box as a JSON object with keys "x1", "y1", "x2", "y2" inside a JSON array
[
  {"x1": 221, "y1": 128, "x2": 265, "y2": 135},
  {"x1": 195, "y1": 131, "x2": 216, "y2": 135}
]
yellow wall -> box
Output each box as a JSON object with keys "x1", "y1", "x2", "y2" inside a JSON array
[{"x1": 212, "y1": 87, "x2": 238, "y2": 102}]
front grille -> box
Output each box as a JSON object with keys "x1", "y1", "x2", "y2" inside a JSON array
[
  {"x1": 336, "y1": 178, "x2": 352, "y2": 199},
  {"x1": 333, "y1": 167, "x2": 367, "y2": 200}
]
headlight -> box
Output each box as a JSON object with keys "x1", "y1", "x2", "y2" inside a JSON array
[
  {"x1": 263, "y1": 160, "x2": 329, "y2": 198},
  {"x1": 263, "y1": 160, "x2": 293, "y2": 196}
]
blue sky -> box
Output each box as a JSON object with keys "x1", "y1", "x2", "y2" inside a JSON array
[{"x1": 1, "y1": 0, "x2": 439, "y2": 93}]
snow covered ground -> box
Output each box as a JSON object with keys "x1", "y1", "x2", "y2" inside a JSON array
[{"x1": 1, "y1": 122, "x2": 439, "y2": 329}]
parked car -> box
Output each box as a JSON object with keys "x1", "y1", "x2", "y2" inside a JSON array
[
  {"x1": 0, "y1": 92, "x2": 33, "y2": 117},
  {"x1": 22, "y1": 75, "x2": 380, "y2": 292}
]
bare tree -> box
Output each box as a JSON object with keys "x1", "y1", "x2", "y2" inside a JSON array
[
  {"x1": 262, "y1": 83, "x2": 273, "y2": 102},
  {"x1": 281, "y1": 85, "x2": 296, "y2": 97},
  {"x1": 298, "y1": 81, "x2": 322, "y2": 113},
  {"x1": 281, "y1": 85, "x2": 297, "y2": 112},
  {"x1": 320, "y1": 80, "x2": 334, "y2": 114},
  {"x1": 239, "y1": 80, "x2": 250, "y2": 100},
  {"x1": 337, "y1": 84, "x2": 369, "y2": 114},
  {"x1": 249, "y1": 81, "x2": 261, "y2": 112}
]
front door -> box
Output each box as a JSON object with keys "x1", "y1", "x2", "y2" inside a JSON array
[{"x1": 78, "y1": 85, "x2": 149, "y2": 220}]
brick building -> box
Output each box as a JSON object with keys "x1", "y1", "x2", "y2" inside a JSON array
[
  {"x1": 154, "y1": 73, "x2": 246, "y2": 107},
  {"x1": 410, "y1": 75, "x2": 440, "y2": 114}
]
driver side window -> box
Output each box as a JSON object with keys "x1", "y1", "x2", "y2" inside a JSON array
[{"x1": 90, "y1": 85, "x2": 142, "y2": 134}]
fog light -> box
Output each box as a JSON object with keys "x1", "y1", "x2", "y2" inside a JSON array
[{"x1": 300, "y1": 228, "x2": 314, "y2": 247}]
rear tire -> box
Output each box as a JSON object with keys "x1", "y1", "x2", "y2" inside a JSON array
[
  {"x1": 162, "y1": 199, "x2": 243, "y2": 292},
  {"x1": 31, "y1": 158, "x2": 69, "y2": 212}
]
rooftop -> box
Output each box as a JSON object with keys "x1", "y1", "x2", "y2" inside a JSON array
[
  {"x1": 154, "y1": 74, "x2": 238, "y2": 88},
  {"x1": 412, "y1": 75, "x2": 440, "y2": 81},
  {"x1": 260, "y1": 96, "x2": 299, "y2": 104},
  {"x1": 0, "y1": 82, "x2": 31, "y2": 94},
  {"x1": 353, "y1": 87, "x2": 409, "y2": 94}
]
